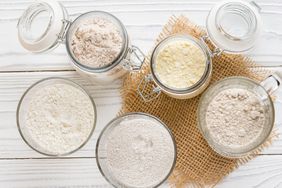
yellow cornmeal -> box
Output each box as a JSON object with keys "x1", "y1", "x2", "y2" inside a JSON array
[{"x1": 155, "y1": 40, "x2": 207, "y2": 89}]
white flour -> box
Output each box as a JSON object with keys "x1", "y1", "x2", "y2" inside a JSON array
[
  {"x1": 70, "y1": 17, "x2": 123, "y2": 68},
  {"x1": 205, "y1": 88, "x2": 265, "y2": 148},
  {"x1": 25, "y1": 83, "x2": 95, "y2": 155},
  {"x1": 106, "y1": 117, "x2": 175, "y2": 187}
]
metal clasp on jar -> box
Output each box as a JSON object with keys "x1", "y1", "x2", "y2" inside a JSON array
[
  {"x1": 57, "y1": 19, "x2": 72, "y2": 43},
  {"x1": 122, "y1": 45, "x2": 145, "y2": 71},
  {"x1": 137, "y1": 74, "x2": 161, "y2": 102},
  {"x1": 200, "y1": 35, "x2": 223, "y2": 57}
]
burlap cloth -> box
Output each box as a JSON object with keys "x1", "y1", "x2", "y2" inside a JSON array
[{"x1": 118, "y1": 16, "x2": 278, "y2": 187}]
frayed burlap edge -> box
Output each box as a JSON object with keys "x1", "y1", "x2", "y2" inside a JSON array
[{"x1": 118, "y1": 15, "x2": 278, "y2": 187}]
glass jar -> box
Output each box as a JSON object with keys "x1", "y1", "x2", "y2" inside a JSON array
[
  {"x1": 138, "y1": 0, "x2": 262, "y2": 102},
  {"x1": 96, "y1": 112, "x2": 177, "y2": 188},
  {"x1": 198, "y1": 74, "x2": 281, "y2": 158},
  {"x1": 17, "y1": 78, "x2": 97, "y2": 156},
  {"x1": 17, "y1": 0, "x2": 145, "y2": 83}
]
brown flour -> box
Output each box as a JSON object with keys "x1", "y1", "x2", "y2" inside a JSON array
[
  {"x1": 206, "y1": 88, "x2": 265, "y2": 148},
  {"x1": 70, "y1": 17, "x2": 123, "y2": 68}
]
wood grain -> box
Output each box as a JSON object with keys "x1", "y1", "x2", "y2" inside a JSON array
[
  {"x1": 1, "y1": 0, "x2": 282, "y2": 187},
  {"x1": 1, "y1": 155, "x2": 282, "y2": 188}
]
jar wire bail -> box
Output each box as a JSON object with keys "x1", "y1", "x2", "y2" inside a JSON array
[
  {"x1": 137, "y1": 74, "x2": 161, "y2": 102},
  {"x1": 122, "y1": 45, "x2": 145, "y2": 71},
  {"x1": 200, "y1": 35, "x2": 223, "y2": 57},
  {"x1": 57, "y1": 19, "x2": 71, "y2": 43}
]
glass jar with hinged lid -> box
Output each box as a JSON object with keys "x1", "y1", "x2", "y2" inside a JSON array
[
  {"x1": 138, "y1": 0, "x2": 262, "y2": 102},
  {"x1": 17, "y1": 0, "x2": 145, "y2": 83}
]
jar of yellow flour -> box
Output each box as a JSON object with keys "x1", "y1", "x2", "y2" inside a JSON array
[{"x1": 138, "y1": 0, "x2": 262, "y2": 101}]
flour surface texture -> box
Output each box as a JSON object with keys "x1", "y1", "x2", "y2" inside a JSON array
[
  {"x1": 155, "y1": 40, "x2": 206, "y2": 89},
  {"x1": 25, "y1": 83, "x2": 95, "y2": 155},
  {"x1": 105, "y1": 117, "x2": 175, "y2": 187},
  {"x1": 205, "y1": 88, "x2": 265, "y2": 148},
  {"x1": 70, "y1": 17, "x2": 123, "y2": 68}
]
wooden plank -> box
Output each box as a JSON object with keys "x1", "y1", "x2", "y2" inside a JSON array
[
  {"x1": 218, "y1": 155, "x2": 282, "y2": 188},
  {"x1": 0, "y1": 158, "x2": 111, "y2": 188},
  {"x1": 0, "y1": 155, "x2": 282, "y2": 188}
]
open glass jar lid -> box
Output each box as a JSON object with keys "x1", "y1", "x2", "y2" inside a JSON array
[
  {"x1": 17, "y1": 0, "x2": 144, "y2": 82},
  {"x1": 17, "y1": 0, "x2": 68, "y2": 52},
  {"x1": 206, "y1": 0, "x2": 262, "y2": 53}
]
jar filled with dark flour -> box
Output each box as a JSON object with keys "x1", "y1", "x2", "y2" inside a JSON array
[
  {"x1": 198, "y1": 74, "x2": 282, "y2": 158},
  {"x1": 17, "y1": 0, "x2": 145, "y2": 83}
]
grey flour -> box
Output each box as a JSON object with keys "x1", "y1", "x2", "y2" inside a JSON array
[{"x1": 205, "y1": 88, "x2": 265, "y2": 148}]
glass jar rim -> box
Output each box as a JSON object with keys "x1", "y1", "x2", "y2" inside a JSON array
[
  {"x1": 150, "y1": 35, "x2": 212, "y2": 94},
  {"x1": 206, "y1": 0, "x2": 262, "y2": 53},
  {"x1": 65, "y1": 11, "x2": 129, "y2": 73},
  {"x1": 16, "y1": 77, "x2": 97, "y2": 157},
  {"x1": 215, "y1": 2, "x2": 258, "y2": 41},
  {"x1": 95, "y1": 112, "x2": 177, "y2": 188},
  {"x1": 17, "y1": 0, "x2": 68, "y2": 52},
  {"x1": 197, "y1": 76, "x2": 275, "y2": 158}
]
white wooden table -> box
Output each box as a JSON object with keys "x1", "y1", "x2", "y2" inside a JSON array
[{"x1": 1, "y1": 0, "x2": 282, "y2": 187}]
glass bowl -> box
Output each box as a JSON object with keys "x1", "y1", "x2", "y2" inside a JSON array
[
  {"x1": 16, "y1": 77, "x2": 97, "y2": 156},
  {"x1": 197, "y1": 76, "x2": 274, "y2": 158},
  {"x1": 96, "y1": 112, "x2": 177, "y2": 188}
]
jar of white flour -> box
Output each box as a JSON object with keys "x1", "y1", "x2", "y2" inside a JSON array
[
  {"x1": 17, "y1": 0, "x2": 145, "y2": 83},
  {"x1": 96, "y1": 113, "x2": 176, "y2": 188},
  {"x1": 17, "y1": 78, "x2": 97, "y2": 156},
  {"x1": 198, "y1": 74, "x2": 282, "y2": 158},
  {"x1": 138, "y1": 0, "x2": 262, "y2": 101}
]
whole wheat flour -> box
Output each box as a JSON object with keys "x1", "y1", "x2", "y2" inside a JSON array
[
  {"x1": 71, "y1": 17, "x2": 123, "y2": 68},
  {"x1": 106, "y1": 117, "x2": 175, "y2": 187},
  {"x1": 25, "y1": 83, "x2": 95, "y2": 155},
  {"x1": 205, "y1": 88, "x2": 265, "y2": 148}
]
